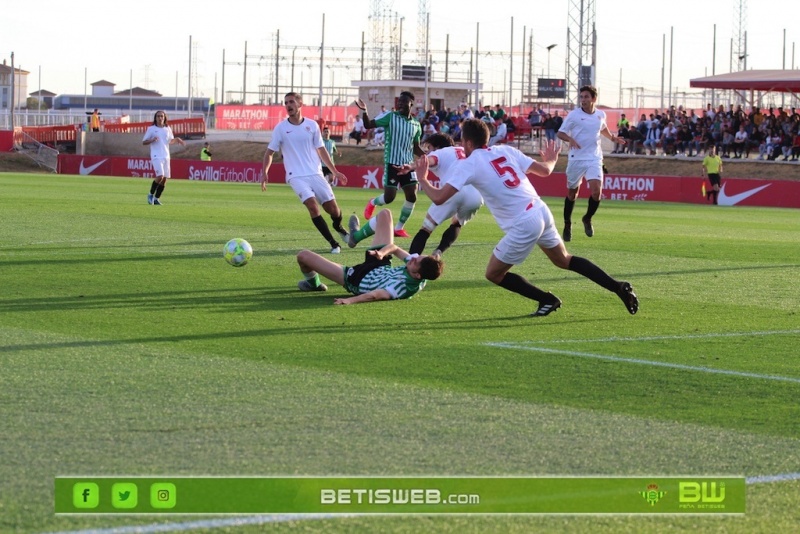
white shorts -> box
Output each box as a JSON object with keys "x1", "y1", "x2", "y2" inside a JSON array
[
  {"x1": 288, "y1": 173, "x2": 336, "y2": 204},
  {"x1": 566, "y1": 160, "x2": 604, "y2": 189},
  {"x1": 426, "y1": 185, "x2": 483, "y2": 227},
  {"x1": 493, "y1": 201, "x2": 561, "y2": 265},
  {"x1": 151, "y1": 157, "x2": 171, "y2": 178}
]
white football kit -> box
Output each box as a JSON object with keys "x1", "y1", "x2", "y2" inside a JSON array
[
  {"x1": 448, "y1": 145, "x2": 561, "y2": 265},
  {"x1": 559, "y1": 107, "x2": 608, "y2": 188},
  {"x1": 268, "y1": 118, "x2": 336, "y2": 204},
  {"x1": 425, "y1": 146, "x2": 483, "y2": 229}
]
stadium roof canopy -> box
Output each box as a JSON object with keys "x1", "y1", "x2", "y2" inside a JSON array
[{"x1": 689, "y1": 69, "x2": 800, "y2": 93}]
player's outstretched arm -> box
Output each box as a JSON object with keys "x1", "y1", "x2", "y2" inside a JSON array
[
  {"x1": 355, "y1": 99, "x2": 376, "y2": 128},
  {"x1": 333, "y1": 289, "x2": 392, "y2": 305},
  {"x1": 527, "y1": 140, "x2": 560, "y2": 177},
  {"x1": 414, "y1": 155, "x2": 458, "y2": 205}
]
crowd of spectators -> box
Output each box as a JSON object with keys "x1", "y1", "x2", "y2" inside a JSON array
[
  {"x1": 351, "y1": 102, "x2": 520, "y2": 147},
  {"x1": 612, "y1": 104, "x2": 800, "y2": 162},
  {"x1": 350, "y1": 101, "x2": 800, "y2": 163}
]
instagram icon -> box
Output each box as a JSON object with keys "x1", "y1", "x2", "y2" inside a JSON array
[{"x1": 150, "y1": 483, "x2": 177, "y2": 509}]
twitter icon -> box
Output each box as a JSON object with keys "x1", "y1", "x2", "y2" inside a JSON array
[{"x1": 112, "y1": 483, "x2": 138, "y2": 509}]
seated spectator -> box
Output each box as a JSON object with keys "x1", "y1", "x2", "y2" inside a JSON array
[
  {"x1": 504, "y1": 116, "x2": 516, "y2": 135},
  {"x1": 421, "y1": 120, "x2": 436, "y2": 142},
  {"x1": 488, "y1": 118, "x2": 507, "y2": 146},
  {"x1": 759, "y1": 130, "x2": 782, "y2": 160},
  {"x1": 661, "y1": 122, "x2": 678, "y2": 155},
  {"x1": 425, "y1": 106, "x2": 440, "y2": 129},
  {"x1": 451, "y1": 119, "x2": 463, "y2": 142},
  {"x1": 627, "y1": 123, "x2": 644, "y2": 154},
  {"x1": 643, "y1": 122, "x2": 661, "y2": 155},
  {"x1": 791, "y1": 131, "x2": 800, "y2": 161},
  {"x1": 721, "y1": 128, "x2": 734, "y2": 158},
  {"x1": 493, "y1": 104, "x2": 506, "y2": 121},
  {"x1": 349, "y1": 116, "x2": 366, "y2": 145},
  {"x1": 481, "y1": 114, "x2": 497, "y2": 137},
  {"x1": 612, "y1": 123, "x2": 629, "y2": 153},
  {"x1": 732, "y1": 124, "x2": 748, "y2": 158},
  {"x1": 676, "y1": 125, "x2": 694, "y2": 156},
  {"x1": 781, "y1": 131, "x2": 793, "y2": 161},
  {"x1": 372, "y1": 127, "x2": 385, "y2": 146}
]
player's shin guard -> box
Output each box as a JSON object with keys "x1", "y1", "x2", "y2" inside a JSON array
[
  {"x1": 498, "y1": 272, "x2": 550, "y2": 301},
  {"x1": 149, "y1": 181, "x2": 159, "y2": 195},
  {"x1": 155, "y1": 183, "x2": 165, "y2": 198},
  {"x1": 568, "y1": 256, "x2": 618, "y2": 292},
  {"x1": 397, "y1": 201, "x2": 415, "y2": 229},
  {"x1": 563, "y1": 196, "x2": 575, "y2": 223}
]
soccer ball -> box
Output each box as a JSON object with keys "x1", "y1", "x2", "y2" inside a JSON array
[{"x1": 223, "y1": 238, "x2": 253, "y2": 267}]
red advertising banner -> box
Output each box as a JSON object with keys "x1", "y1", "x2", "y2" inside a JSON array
[
  {"x1": 57, "y1": 154, "x2": 799, "y2": 208},
  {"x1": 215, "y1": 105, "x2": 361, "y2": 131},
  {"x1": 529, "y1": 173, "x2": 800, "y2": 207},
  {"x1": 0, "y1": 130, "x2": 14, "y2": 152}
]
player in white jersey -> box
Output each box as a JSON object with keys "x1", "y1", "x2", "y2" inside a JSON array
[
  {"x1": 557, "y1": 85, "x2": 624, "y2": 241},
  {"x1": 261, "y1": 92, "x2": 349, "y2": 254},
  {"x1": 142, "y1": 111, "x2": 185, "y2": 205},
  {"x1": 415, "y1": 119, "x2": 638, "y2": 317},
  {"x1": 406, "y1": 133, "x2": 484, "y2": 257},
  {"x1": 295, "y1": 209, "x2": 444, "y2": 304}
]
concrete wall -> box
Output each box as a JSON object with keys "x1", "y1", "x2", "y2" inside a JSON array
[{"x1": 77, "y1": 132, "x2": 179, "y2": 157}]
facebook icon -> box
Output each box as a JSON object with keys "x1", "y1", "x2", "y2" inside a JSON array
[{"x1": 73, "y1": 483, "x2": 99, "y2": 508}]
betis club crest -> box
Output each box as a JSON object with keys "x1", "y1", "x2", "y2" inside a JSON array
[{"x1": 640, "y1": 483, "x2": 667, "y2": 506}]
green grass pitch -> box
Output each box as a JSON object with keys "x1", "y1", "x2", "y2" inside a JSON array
[{"x1": 1, "y1": 172, "x2": 798, "y2": 533}]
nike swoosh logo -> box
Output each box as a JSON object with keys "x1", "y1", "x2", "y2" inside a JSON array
[
  {"x1": 79, "y1": 159, "x2": 108, "y2": 175},
  {"x1": 717, "y1": 183, "x2": 771, "y2": 206}
]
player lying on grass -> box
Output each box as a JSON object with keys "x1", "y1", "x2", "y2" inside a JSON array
[
  {"x1": 295, "y1": 209, "x2": 444, "y2": 305},
  {"x1": 413, "y1": 118, "x2": 639, "y2": 317}
]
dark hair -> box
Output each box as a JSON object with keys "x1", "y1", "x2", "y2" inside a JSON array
[
  {"x1": 423, "y1": 133, "x2": 455, "y2": 150},
  {"x1": 461, "y1": 118, "x2": 490, "y2": 146},
  {"x1": 418, "y1": 256, "x2": 444, "y2": 280},
  {"x1": 284, "y1": 92, "x2": 303, "y2": 104},
  {"x1": 399, "y1": 91, "x2": 415, "y2": 101},
  {"x1": 579, "y1": 85, "x2": 598, "y2": 98},
  {"x1": 152, "y1": 110, "x2": 168, "y2": 125}
]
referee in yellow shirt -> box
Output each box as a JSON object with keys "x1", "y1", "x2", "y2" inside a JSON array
[{"x1": 702, "y1": 145, "x2": 723, "y2": 205}]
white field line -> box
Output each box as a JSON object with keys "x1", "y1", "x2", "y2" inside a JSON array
[
  {"x1": 522, "y1": 329, "x2": 800, "y2": 344},
  {"x1": 486, "y1": 342, "x2": 800, "y2": 384}
]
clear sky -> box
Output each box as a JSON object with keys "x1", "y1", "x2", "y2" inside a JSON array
[{"x1": 4, "y1": 0, "x2": 798, "y2": 108}]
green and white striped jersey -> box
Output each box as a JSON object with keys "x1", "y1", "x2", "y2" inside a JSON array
[
  {"x1": 374, "y1": 111, "x2": 422, "y2": 165},
  {"x1": 347, "y1": 262, "x2": 426, "y2": 300}
]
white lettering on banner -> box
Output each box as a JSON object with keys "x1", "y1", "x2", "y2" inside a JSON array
[
  {"x1": 127, "y1": 158, "x2": 153, "y2": 171},
  {"x1": 187, "y1": 165, "x2": 262, "y2": 183},
  {"x1": 604, "y1": 176, "x2": 655, "y2": 192},
  {"x1": 220, "y1": 108, "x2": 271, "y2": 120}
]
